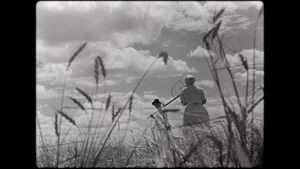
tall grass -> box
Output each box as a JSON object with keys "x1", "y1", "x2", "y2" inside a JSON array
[
  {"x1": 36, "y1": 6, "x2": 264, "y2": 168},
  {"x1": 198, "y1": 7, "x2": 264, "y2": 167}
]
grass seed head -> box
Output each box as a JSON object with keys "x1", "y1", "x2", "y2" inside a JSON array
[
  {"x1": 69, "y1": 97, "x2": 86, "y2": 113},
  {"x1": 106, "y1": 94, "x2": 111, "y2": 112},
  {"x1": 54, "y1": 113, "x2": 59, "y2": 137},
  {"x1": 76, "y1": 87, "x2": 93, "y2": 106},
  {"x1": 129, "y1": 95, "x2": 133, "y2": 113},
  {"x1": 67, "y1": 42, "x2": 87, "y2": 70},
  {"x1": 213, "y1": 8, "x2": 225, "y2": 23},
  {"x1": 57, "y1": 110, "x2": 77, "y2": 126},
  {"x1": 94, "y1": 57, "x2": 100, "y2": 85},
  {"x1": 97, "y1": 56, "x2": 106, "y2": 79},
  {"x1": 212, "y1": 21, "x2": 222, "y2": 40}
]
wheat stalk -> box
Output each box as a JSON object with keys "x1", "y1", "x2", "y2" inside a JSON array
[
  {"x1": 54, "y1": 113, "x2": 59, "y2": 137},
  {"x1": 69, "y1": 97, "x2": 86, "y2": 113},
  {"x1": 128, "y1": 95, "x2": 133, "y2": 113},
  {"x1": 76, "y1": 87, "x2": 93, "y2": 106},
  {"x1": 105, "y1": 94, "x2": 111, "y2": 112},
  {"x1": 57, "y1": 110, "x2": 77, "y2": 126},
  {"x1": 93, "y1": 52, "x2": 164, "y2": 167},
  {"x1": 67, "y1": 42, "x2": 87, "y2": 70},
  {"x1": 96, "y1": 56, "x2": 106, "y2": 78},
  {"x1": 212, "y1": 21, "x2": 222, "y2": 40},
  {"x1": 94, "y1": 57, "x2": 100, "y2": 85},
  {"x1": 112, "y1": 108, "x2": 122, "y2": 122},
  {"x1": 213, "y1": 8, "x2": 225, "y2": 23}
]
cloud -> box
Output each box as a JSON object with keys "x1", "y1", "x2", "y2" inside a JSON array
[
  {"x1": 188, "y1": 45, "x2": 212, "y2": 58},
  {"x1": 37, "y1": 40, "x2": 75, "y2": 63},
  {"x1": 226, "y1": 49, "x2": 264, "y2": 70},
  {"x1": 234, "y1": 69, "x2": 264, "y2": 85},
  {"x1": 36, "y1": 84, "x2": 59, "y2": 99},
  {"x1": 37, "y1": 1, "x2": 174, "y2": 47},
  {"x1": 64, "y1": 41, "x2": 197, "y2": 79},
  {"x1": 167, "y1": 1, "x2": 257, "y2": 33},
  {"x1": 143, "y1": 93, "x2": 160, "y2": 102},
  {"x1": 36, "y1": 111, "x2": 53, "y2": 126},
  {"x1": 37, "y1": 41, "x2": 197, "y2": 82},
  {"x1": 204, "y1": 1, "x2": 263, "y2": 12},
  {"x1": 233, "y1": 1, "x2": 263, "y2": 10},
  {"x1": 37, "y1": 1, "x2": 260, "y2": 48},
  {"x1": 69, "y1": 77, "x2": 117, "y2": 88},
  {"x1": 36, "y1": 63, "x2": 72, "y2": 84},
  {"x1": 195, "y1": 80, "x2": 215, "y2": 88}
]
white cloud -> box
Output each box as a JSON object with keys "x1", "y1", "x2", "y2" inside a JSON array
[
  {"x1": 233, "y1": 1, "x2": 263, "y2": 10},
  {"x1": 37, "y1": 1, "x2": 174, "y2": 47},
  {"x1": 36, "y1": 84, "x2": 59, "y2": 99},
  {"x1": 36, "y1": 63, "x2": 72, "y2": 84},
  {"x1": 203, "y1": 1, "x2": 239, "y2": 14},
  {"x1": 70, "y1": 41, "x2": 197, "y2": 74},
  {"x1": 37, "y1": 1, "x2": 259, "y2": 48},
  {"x1": 69, "y1": 77, "x2": 117, "y2": 88},
  {"x1": 188, "y1": 46, "x2": 212, "y2": 58},
  {"x1": 226, "y1": 49, "x2": 264, "y2": 70},
  {"x1": 36, "y1": 110, "x2": 53, "y2": 126},
  {"x1": 195, "y1": 80, "x2": 215, "y2": 88},
  {"x1": 239, "y1": 49, "x2": 264, "y2": 68},
  {"x1": 38, "y1": 1, "x2": 97, "y2": 11},
  {"x1": 143, "y1": 93, "x2": 160, "y2": 102},
  {"x1": 37, "y1": 41, "x2": 73, "y2": 63},
  {"x1": 234, "y1": 69, "x2": 264, "y2": 85},
  {"x1": 167, "y1": 1, "x2": 255, "y2": 33},
  {"x1": 37, "y1": 41, "x2": 197, "y2": 84}
]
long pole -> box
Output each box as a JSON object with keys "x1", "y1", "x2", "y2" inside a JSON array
[{"x1": 164, "y1": 94, "x2": 181, "y2": 107}]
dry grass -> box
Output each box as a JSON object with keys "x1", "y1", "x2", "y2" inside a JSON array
[
  {"x1": 37, "y1": 7, "x2": 264, "y2": 168},
  {"x1": 69, "y1": 97, "x2": 86, "y2": 113},
  {"x1": 67, "y1": 42, "x2": 87, "y2": 70},
  {"x1": 56, "y1": 110, "x2": 77, "y2": 126},
  {"x1": 76, "y1": 87, "x2": 93, "y2": 107}
]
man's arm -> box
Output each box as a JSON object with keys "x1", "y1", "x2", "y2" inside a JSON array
[{"x1": 180, "y1": 90, "x2": 187, "y2": 106}]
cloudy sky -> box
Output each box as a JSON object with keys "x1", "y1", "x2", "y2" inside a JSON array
[{"x1": 36, "y1": 1, "x2": 264, "y2": 144}]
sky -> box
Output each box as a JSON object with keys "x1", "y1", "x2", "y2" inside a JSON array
[{"x1": 36, "y1": 1, "x2": 264, "y2": 144}]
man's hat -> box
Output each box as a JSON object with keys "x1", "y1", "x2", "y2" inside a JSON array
[{"x1": 152, "y1": 99, "x2": 161, "y2": 105}]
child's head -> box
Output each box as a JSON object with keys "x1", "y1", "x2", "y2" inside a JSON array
[{"x1": 152, "y1": 99, "x2": 162, "y2": 108}]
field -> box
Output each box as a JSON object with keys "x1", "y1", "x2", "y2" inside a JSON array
[{"x1": 36, "y1": 3, "x2": 264, "y2": 168}]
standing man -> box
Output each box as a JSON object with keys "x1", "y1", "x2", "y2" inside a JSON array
[{"x1": 180, "y1": 75, "x2": 210, "y2": 146}]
